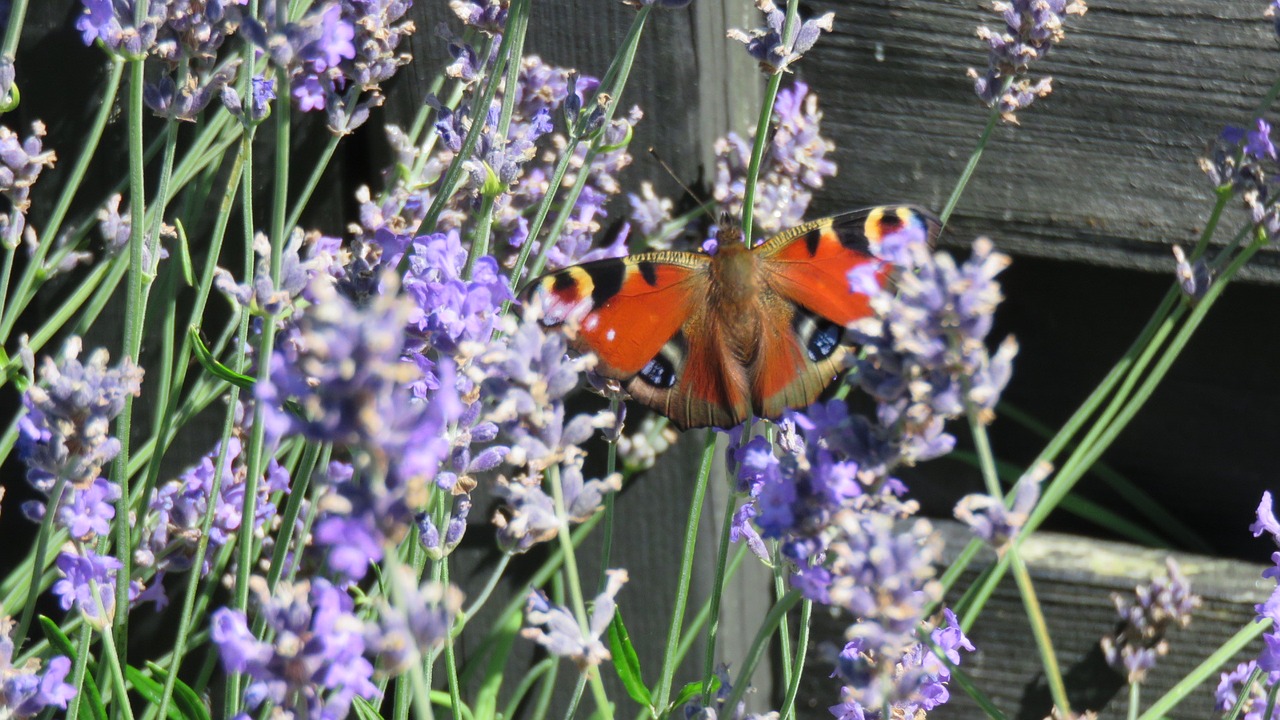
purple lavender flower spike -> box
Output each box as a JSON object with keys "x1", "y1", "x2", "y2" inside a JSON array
[
  {"x1": 366, "y1": 567, "x2": 464, "y2": 672},
  {"x1": 451, "y1": 0, "x2": 508, "y2": 34},
  {"x1": 714, "y1": 82, "x2": 836, "y2": 234},
  {"x1": 51, "y1": 549, "x2": 137, "y2": 626},
  {"x1": 1101, "y1": 558, "x2": 1200, "y2": 684},
  {"x1": 728, "y1": 0, "x2": 834, "y2": 75},
  {"x1": 522, "y1": 569, "x2": 628, "y2": 670},
  {"x1": 1217, "y1": 660, "x2": 1280, "y2": 720},
  {"x1": 1253, "y1": 491, "x2": 1280, "y2": 544},
  {"x1": 212, "y1": 577, "x2": 379, "y2": 718},
  {"x1": 968, "y1": 0, "x2": 1088, "y2": 122},
  {"x1": 1171, "y1": 245, "x2": 1212, "y2": 302},
  {"x1": 17, "y1": 337, "x2": 143, "y2": 492},
  {"x1": 954, "y1": 461, "x2": 1048, "y2": 551},
  {"x1": 75, "y1": 0, "x2": 162, "y2": 55},
  {"x1": 0, "y1": 616, "x2": 77, "y2": 716},
  {"x1": 0, "y1": 121, "x2": 56, "y2": 249}
]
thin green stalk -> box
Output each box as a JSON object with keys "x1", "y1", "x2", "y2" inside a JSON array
[
  {"x1": 0, "y1": 0, "x2": 29, "y2": 57},
  {"x1": 938, "y1": 83, "x2": 1008, "y2": 228},
  {"x1": 153, "y1": 382, "x2": 244, "y2": 720},
  {"x1": 740, "y1": 0, "x2": 799, "y2": 239},
  {"x1": 548, "y1": 464, "x2": 614, "y2": 718},
  {"x1": 110, "y1": 45, "x2": 150, "y2": 669},
  {"x1": 700, "y1": 489, "x2": 739, "y2": 704},
  {"x1": 414, "y1": 1, "x2": 521, "y2": 236},
  {"x1": 778, "y1": 600, "x2": 812, "y2": 720},
  {"x1": 652, "y1": 430, "x2": 717, "y2": 713},
  {"x1": 0, "y1": 58, "x2": 123, "y2": 343},
  {"x1": 283, "y1": 133, "x2": 341, "y2": 235},
  {"x1": 1009, "y1": 550, "x2": 1069, "y2": 714},
  {"x1": 1138, "y1": 619, "x2": 1269, "y2": 719},
  {"x1": 12, "y1": 477, "x2": 66, "y2": 647},
  {"x1": 234, "y1": 59, "x2": 293, "y2": 622},
  {"x1": 507, "y1": 5, "x2": 650, "y2": 290},
  {"x1": 502, "y1": 659, "x2": 556, "y2": 720},
  {"x1": 1128, "y1": 681, "x2": 1140, "y2": 720},
  {"x1": 562, "y1": 674, "x2": 589, "y2": 720},
  {"x1": 722, "y1": 589, "x2": 802, "y2": 712},
  {"x1": 770, "y1": 543, "x2": 793, "y2": 691},
  {"x1": 0, "y1": 246, "x2": 13, "y2": 328},
  {"x1": 598, "y1": 398, "x2": 621, "y2": 592}
]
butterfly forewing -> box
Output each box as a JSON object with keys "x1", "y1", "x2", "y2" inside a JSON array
[{"x1": 526, "y1": 251, "x2": 709, "y2": 378}]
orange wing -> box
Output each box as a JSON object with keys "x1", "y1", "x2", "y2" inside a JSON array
[
  {"x1": 747, "y1": 206, "x2": 940, "y2": 417},
  {"x1": 756, "y1": 206, "x2": 938, "y2": 325},
  {"x1": 524, "y1": 251, "x2": 708, "y2": 378}
]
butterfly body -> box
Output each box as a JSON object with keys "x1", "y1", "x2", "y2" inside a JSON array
[{"x1": 525, "y1": 206, "x2": 939, "y2": 430}]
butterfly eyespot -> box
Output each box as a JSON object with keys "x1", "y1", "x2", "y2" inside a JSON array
[
  {"x1": 638, "y1": 354, "x2": 678, "y2": 389},
  {"x1": 793, "y1": 309, "x2": 843, "y2": 362}
]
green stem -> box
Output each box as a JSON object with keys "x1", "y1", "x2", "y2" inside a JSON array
[
  {"x1": 778, "y1": 600, "x2": 812, "y2": 720},
  {"x1": 938, "y1": 82, "x2": 1008, "y2": 228},
  {"x1": 700, "y1": 488, "x2": 739, "y2": 704},
  {"x1": 110, "y1": 46, "x2": 150, "y2": 670},
  {"x1": 548, "y1": 464, "x2": 614, "y2": 718},
  {"x1": 1009, "y1": 550, "x2": 1069, "y2": 715},
  {"x1": 652, "y1": 430, "x2": 717, "y2": 713},
  {"x1": 12, "y1": 477, "x2": 66, "y2": 647},
  {"x1": 414, "y1": 2, "x2": 521, "y2": 236},
  {"x1": 0, "y1": 58, "x2": 124, "y2": 343},
  {"x1": 1138, "y1": 619, "x2": 1269, "y2": 720},
  {"x1": 722, "y1": 589, "x2": 802, "y2": 712},
  {"x1": 739, "y1": 0, "x2": 799, "y2": 239}
]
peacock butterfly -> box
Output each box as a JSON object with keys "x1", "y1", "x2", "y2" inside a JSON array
[{"x1": 523, "y1": 205, "x2": 940, "y2": 430}]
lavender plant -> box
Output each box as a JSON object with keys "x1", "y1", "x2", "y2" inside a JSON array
[{"x1": 0, "y1": 0, "x2": 1272, "y2": 719}]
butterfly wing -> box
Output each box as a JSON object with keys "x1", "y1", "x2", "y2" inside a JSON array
[
  {"x1": 749, "y1": 205, "x2": 940, "y2": 418},
  {"x1": 526, "y1": 251, "x2": 752, "y2": 430}
]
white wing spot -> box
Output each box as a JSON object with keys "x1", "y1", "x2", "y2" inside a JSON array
[
  {"x1": 606, "y1": 328, "x2": 616, "y2": 341},
  {"x1": 584, "y1": 313, "x2": 600, "y2": 332}
]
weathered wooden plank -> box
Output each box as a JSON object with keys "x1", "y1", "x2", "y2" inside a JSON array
[
  {"x1": 800, "y1": 0, "x2": 1280, "y2": 281},
  {"x1": 796, "y1": 520, "x2": 1270, "y2": 719}
]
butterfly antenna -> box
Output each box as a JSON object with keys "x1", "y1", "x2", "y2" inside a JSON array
[{"x1": 648, "y1": 147, "x2": 716, "y2": 220}]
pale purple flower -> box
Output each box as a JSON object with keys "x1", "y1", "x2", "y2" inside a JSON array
[
  {"x1": 17, "y1": 337, "x2": 143, "y2": 491},
  {"x1": 451, "y1": 0, "x2": 507, "y2": 34},
  {"x1": 0, "y1": 121, "x2": 56, "y2": 248},
  {"x1": 522, "y1": 569, "x2": 627, "y2": 670},
  {"x1": 51, "y1": 549, "x2": 137, "y2": 625},
  {"x1": 0, "y1": 617, "x2": 76, "y2": 717},
  {"x1": 1171, "y1": 245, "x2": 1212, "y2": 302},
  {"x1": 144, "y1": 65, "x2": 236, "y2": 121},
  {"x1": 57, "y1": 477, "x2": 120, "y2": 540},
  {"x1": 1248, "y1": 119, "x2": 1278, "y2": 160},
  {"x1": 1101, "y1": 558, "x2": 1199, "y2": 683},
  {"x1": 153, "y1": 0, "x2": 247, "y2": 61},
  {"x1": 851, "y1": 236, "x2": 1017, "y2": 461},
  {"x1": 261, "y1": 275, "x2": 458, "y2": 483},
  {"x1": 954, "y1": 462, "x2": 1047, "y2": 551},
  {"x1": 1217, "y1": 660, "x2": 1280, "y2": 720},
  {"x1": 211, "y1": 577, "x2": 379, "y2": 718},
  {"x1": 831, "y1": 610, "x2": 974, "y2": 720},
  {"x1": 221, "y1": 74, "x2": 277, "y2": 123},
  {"x1": 347, "y1": 0, "x2": 415, "y2": 88},
  {"x1": 727, "y1": 0, "x2": 834, "y2": 75},
  {"x1": 366, "y1": 568, "x2": 463, "y2": 672},
  {"x1": 968, "y1": 0, "x2": 1088, "y2": 122},
  {"x1": 394, "y1": 228, "x2": 513, "y2": 351},
  {"x1": 714, "y1": 82, "x2": 835, "y2": 235},
  {"x1": 139, "y1": 436, "x2": 289, "y2": 580},
  {"x1": 75, "y1": 0, "x2": 161, "y2": 55},
  {"x1": 97, "y1": 193, "x2": 173, "y2": 269}
]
